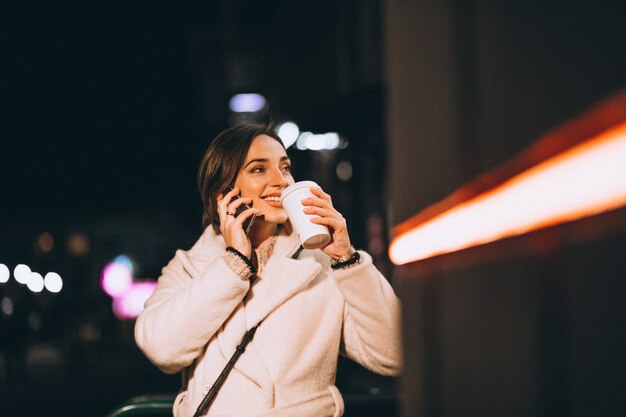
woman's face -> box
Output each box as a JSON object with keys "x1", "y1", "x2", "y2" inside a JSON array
[{"x1": 233, "y1": 134, "x2": 295, "y2": 224}]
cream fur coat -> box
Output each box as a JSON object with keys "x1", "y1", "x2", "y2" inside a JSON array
[{"x1": 135, "y1": 225, "x2": 402, "y2": 417}]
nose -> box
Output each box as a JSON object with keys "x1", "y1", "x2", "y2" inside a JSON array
[{"x1": 270, "y1": 167, "x2": 289, "y2": 188}]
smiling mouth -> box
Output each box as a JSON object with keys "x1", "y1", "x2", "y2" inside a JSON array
[
  {"x1": 261, "y1": 196, "x2": 281, "y2": 202},
  {"x1": 261, "y1": 195, "x2": 283, "y2": 207}
]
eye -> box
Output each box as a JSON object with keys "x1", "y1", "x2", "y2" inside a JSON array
[
  {"x1": 250, "y1": 166, "x2": 265, "y2": 174},
  {"x1": 282, "y1": 164, "x2": 291, "y2": 173}
]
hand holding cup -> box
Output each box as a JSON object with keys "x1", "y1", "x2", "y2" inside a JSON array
[{"x1": 281, "y1": 181, "x2": 352, "y2": 259}]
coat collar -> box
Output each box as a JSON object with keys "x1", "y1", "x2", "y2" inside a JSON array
[
  {"x1": 244, "y1": 221, "x2": 322, "y2": 327},
  {"x1": 192, "y1": 224, "x2": 322, "y2": 402}
]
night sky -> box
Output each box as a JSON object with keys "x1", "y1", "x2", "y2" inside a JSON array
[
  {"x1": 1, "y1": 0, "x2": 385, "y2": 303},
  {"x1": 2, "y1": 1, "x2": 365, "y2": 228},
  {"x1": 3, "y1": 3, "x2": 208, "y2": 223}
]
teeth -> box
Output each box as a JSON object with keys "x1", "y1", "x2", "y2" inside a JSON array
[{"x1": 263, "y1": 196, "x2": 281, "y2": 202}]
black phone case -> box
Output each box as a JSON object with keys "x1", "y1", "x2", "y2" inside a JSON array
[{"x1": 226, "y1": 187, "x2": 256, "y2": 233}]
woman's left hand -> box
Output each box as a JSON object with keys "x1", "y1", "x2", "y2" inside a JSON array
[{"x1": 301, "y1": 186, "x2": 352, "y2": 259}]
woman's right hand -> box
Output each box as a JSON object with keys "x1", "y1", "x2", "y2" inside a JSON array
[{"x1": 217, "y1": 187, "x2": 260, "y2": 258}]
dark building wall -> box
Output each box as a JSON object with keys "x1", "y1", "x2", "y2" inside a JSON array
[
  {"x1": 385, "y1": 1, "x2": 626, "y2": 416},
  {"x1": 386, "y1": 0, "x2": 626, "y2": 224}
]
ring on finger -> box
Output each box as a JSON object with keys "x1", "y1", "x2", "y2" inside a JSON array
[{"x1": 226, "y1": 211, "x2": 235, "y2": 216}]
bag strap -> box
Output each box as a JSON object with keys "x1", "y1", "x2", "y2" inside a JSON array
[
  {"x1": 192, "y1": 245, "x2": 304, "y2": 417},
  {"x1": 192, "y1": 324, "x2": 259, "y2": 417}
]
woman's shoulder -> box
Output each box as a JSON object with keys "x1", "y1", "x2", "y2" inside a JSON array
[
  {"x1": 161, "y1": 227, "x2": 225, "y2": 280},
  {"x1": 182, "y1": 226, "x2": 225, "y2": 262}
]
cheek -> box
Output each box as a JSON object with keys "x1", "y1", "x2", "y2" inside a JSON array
[{"x1": 236, "y1": 179, "x2": 263, "y2": 197}]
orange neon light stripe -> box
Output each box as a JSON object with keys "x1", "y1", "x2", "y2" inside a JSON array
[{"x1": 389, "y1": 122, "x2": 626, "y2": 265}]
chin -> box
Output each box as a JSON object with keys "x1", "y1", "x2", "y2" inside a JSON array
[{"x1": 262, "y1": 209, "x2": 289, "y2": 224}]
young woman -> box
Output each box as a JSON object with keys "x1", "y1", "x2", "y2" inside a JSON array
[{"x1": 135, "y1": 124, "x2": 402, "y2": 417}]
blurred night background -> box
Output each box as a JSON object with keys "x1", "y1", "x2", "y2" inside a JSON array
[{"x1": 2, "y1": 1, "x2": 626, "y2": 417}]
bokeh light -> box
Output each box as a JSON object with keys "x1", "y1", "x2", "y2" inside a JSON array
[
  {"x1": 27, "y1": 272, "x2": 45, "y2": 293},
  {"x1": 111, "y1": 281, "x2": 157, "y2": 319},
  {"x1": 295, "y1": 132, "x2": 342, "y2": 150},
  {"x1": 229, "y1": 93, "x2": 266, "y2": 113},
  {"x1": 0, "y1": 264, "x2": 9, "y2": 283},
  {"x1": 1, "y1": 297, "x2": 13, "y2": 316},
  {"x1": 336, "y1": 160, "x2": 353, "y2": 181},
  {"x1": 78, "y1": 322, "x2": 102, "y2": 342},
  {"x1": 35, "y1": 232, "x2": 54, "y2": 253},
  {"x1": 113, "y1": 255, "x2": 136, "y2": 275},
  {"x1": 44, "y1": 272, "x2": 63, "y2": 293},
  {"x1": 14, "y1": 264, "x2": 32, "y2": 284},
  {"x1": 322, "y1": 133, "x2": 341, "y2": 149},
  {"x1": 100, "y1": 261, "x2": 133, "y2": 297},
  {"x1": 305, "y1": 133, "x2": 326, "y2": 150},
  {"x1": 67, "y1": 232, "x2": 90, "y2": 256},
  {"x1": 277, "y1": 121, "x2": 300, "y2": 148}
]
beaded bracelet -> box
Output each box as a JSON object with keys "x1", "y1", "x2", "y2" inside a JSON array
[
  {"x1": 332, "y1": 246, "x2": 355, "y2": 264},
  {"x1": 224, "y1": 251, "x2": 254, "y2": 280},
  {"x1": 226, "y1": 247, "x2": 257, "y2": 275},
  {"x1": 331, "y1": 250, "x2": 361, "y2": 270}
]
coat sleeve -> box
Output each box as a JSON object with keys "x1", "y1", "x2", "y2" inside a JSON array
[
  {"x1": 332, "y1": 250, "x2": 403, "y2": 376},
  {"x1": 135, "y1": 249, "x2": 249, "y2": 374}
]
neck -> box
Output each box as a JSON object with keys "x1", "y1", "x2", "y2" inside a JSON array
[{"x1": 248, "y1": 220, "x2": 278, "y2": 248}]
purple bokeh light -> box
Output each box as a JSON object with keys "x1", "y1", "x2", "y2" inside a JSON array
[
  {"x1": 229, "y1": 93, "x2": 266, "y2": 113},
  {"x1": 100, "y1": 262, "x2": 132, "y2": 298},
  {"x1": 112, "y1": 281, "x2": 157, "y2": 319}
]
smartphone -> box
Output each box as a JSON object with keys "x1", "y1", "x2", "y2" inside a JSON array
[{"x1": 225, "y1": 186, "x2": 256, "y2": 234}]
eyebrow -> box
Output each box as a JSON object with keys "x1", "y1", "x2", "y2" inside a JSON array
[{"x1": 243, "y1": 156, "x2": 290, "y2": 169}]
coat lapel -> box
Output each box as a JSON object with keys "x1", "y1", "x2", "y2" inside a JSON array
[
  {"x1": 211, "y1": 225, "x2": 320, "y2": 407},
  {"x1": 243, "y1": 254, "x2": 321, "y2": 329},
  {"x1": 215, "y1": 305, "x2": 280, "y2": 405},
  {"x1": 182, "y1": 229, "x2": 269, "y2": 396}
]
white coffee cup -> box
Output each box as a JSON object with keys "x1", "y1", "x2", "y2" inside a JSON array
[{"x1": 280, "y1": 181, "x2": 331, "y2": 249}]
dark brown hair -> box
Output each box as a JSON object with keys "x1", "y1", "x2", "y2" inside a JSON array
[{"x1": 197, "y1": 124, "x2": 285, "y2": 233}]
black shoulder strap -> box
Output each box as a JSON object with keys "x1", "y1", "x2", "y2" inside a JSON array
[
  {"x1": 291, "y1": 244, "x2": 304, "y2": 260},
  {"x1": 192, "y1": 324, "x2": 258, "y2": 417}
]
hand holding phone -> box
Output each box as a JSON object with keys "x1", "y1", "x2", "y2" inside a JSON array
[{"x1": 225, "y1": 186, "x2": 256, "y2": 234}]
